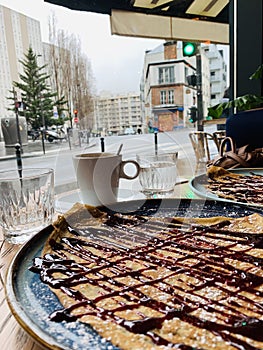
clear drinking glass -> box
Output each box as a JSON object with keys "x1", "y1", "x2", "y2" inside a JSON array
[
  {"x1": 0, "y1": 168, "x2": 54, "y2": 244},
  {"x1": 136, "y1": 152, "x2": 178, "y2": 195}
]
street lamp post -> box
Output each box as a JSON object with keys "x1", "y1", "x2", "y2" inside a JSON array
[
  {"x1": 68, "y1": 86, "x2": 73, "y2": 129},
  {"x1": 13, "y1": 88, "x2": 23, "y2": 153},
  {"x1": 39, "y1": 95, "x2": 45, "y2": 155}
]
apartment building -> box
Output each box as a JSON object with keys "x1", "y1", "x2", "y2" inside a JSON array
[
  {"x1": 0, "y1": 5, "x2": 228, "y2": 137},
  {"x1": 0, "y1": 5, "x2": 43, "y2": 119},
  {"x1": 203, "y1": 44, "x2": 228, "y2": 106},
  {"x1": 93, "y1": 44, "x2": 227, "y2": 134},
  {"x1": 140, "y1": 41, "x2": 211, "y2": 132},
  {"x1": 93, "y1": 92, "x2": 142, "y2": 135}
]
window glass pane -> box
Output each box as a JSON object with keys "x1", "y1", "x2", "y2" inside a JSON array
[
  {"x1": 158, "y1": 66, "x2": 175, "y2": 84},
  {"x1": 159, "y1": 68, "x2": 164, "y2": 83},
  {"x1": 168, "y1": 90, "x2": 174, "y2": 103},
  {"x1": 169, "y1": 66, "x2": 175, "y2": 83},
  {"x1": 160, "y1": 90, "x2": 166, "y2": 104}
]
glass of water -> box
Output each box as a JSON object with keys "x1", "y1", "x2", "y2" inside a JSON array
[
  {"x1": 0, "y1": 168, "x2": 54, "y2": 244},
  {"x1": 136, "y1": 152, "x2": 178, "y2": 195}
]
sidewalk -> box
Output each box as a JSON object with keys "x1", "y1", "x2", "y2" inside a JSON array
[
  {"x1": 0, "y1": 135, "x2": 204, "y2": 199},
  {"x1": 0, "y1": 136, "x2": 203, "y2": 177},
  {"x1": 0, "y1": 139, "x2": 95, "y2": 161}
]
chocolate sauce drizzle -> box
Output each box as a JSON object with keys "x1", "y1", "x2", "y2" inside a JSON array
[
  {"x1": 30, "y1": 213, "x2": 263, "y2": 350},
  {"x1": 208, "y1": 172, "x2": 263, "y2": 204}
]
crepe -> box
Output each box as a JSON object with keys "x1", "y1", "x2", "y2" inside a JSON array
[
  {"x1": 207, "y1": 165, "x2": 263, "y2": 205},
  {"x1": 30, "y1": 203, "x2": 263, "y2": 350}
]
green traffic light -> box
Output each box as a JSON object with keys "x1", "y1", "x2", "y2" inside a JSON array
[{"x1": 183, "y1": 42, "x2": 197, "y2": 57}]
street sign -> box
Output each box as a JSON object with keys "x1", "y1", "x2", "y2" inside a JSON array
[
  {"x1": 53, "y1": 106, "x2": 58, "y2": 119},
  {"x1": 74, "y1": 117, "x2": 78, "y2": 123}
]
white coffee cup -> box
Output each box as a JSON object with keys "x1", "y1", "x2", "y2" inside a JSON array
[{"x1": 73, "y1": 152, "x2": 140, "y2": 206}]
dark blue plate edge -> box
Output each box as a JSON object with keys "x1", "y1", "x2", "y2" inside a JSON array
[
  {"x1": 189, "y1": 170, "x2": 263, "y2": 209},
  {"x1": 5, "y1": 224, "x2": 65, "y2": 350},
  {"x1": 5, "y1": 199, "x2": 263, "y2": 350},
  {"x1": 98, "y1": 197, "x2": 263, "y2": 216}
]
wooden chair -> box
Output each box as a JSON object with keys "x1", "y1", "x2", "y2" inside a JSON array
[
  {"x1": 189, "y1": 131, "x2": 218, "y2": 173},
  {"x1": 212, "y1": 130, "x2": 226, "y2": 150}
]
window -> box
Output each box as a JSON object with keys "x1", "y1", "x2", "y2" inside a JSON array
[
  {"x1": 160, "y1": 90, "x2": 166, "y2": 104},
  {"x1": 158, "y1": 66, "x2": 175, "y2": 84},
  {"x1": 168, "y1": 90, "x2": 174, "y2": 104}
]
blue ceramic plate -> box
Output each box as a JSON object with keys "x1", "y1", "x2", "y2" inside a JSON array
[
  {"x1": 6, "y1": 224, "x2": 119, "y2": 350},
  {"x1": 189, "y1": 168, "x2": 263, "y2": 207},
  {"x1": 6, "y1": 199, "x2": 263, "y2": 349}
]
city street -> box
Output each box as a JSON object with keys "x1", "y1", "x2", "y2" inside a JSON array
[{"x1": 0, "y1": 125, "x2": 218, "y2": 194}]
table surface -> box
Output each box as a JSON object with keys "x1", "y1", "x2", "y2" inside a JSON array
[{"x1": 0, "y1": 179, "x2": 197, "y2": 350}]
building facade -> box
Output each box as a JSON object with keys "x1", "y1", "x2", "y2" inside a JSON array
[
  {"x1": 0, "y1": 5, "x2": 228, "y2": 137},
  {"x1": 93, "y1": 92, "x2": 142, "y2": 135},
  {"x1": 140, "y1": 41, "x2": 211, "y2": 132},
  {"x1": 0, "y1": 5, "x2": 43, "y2": 120},
  {"x1": 203, "y1": 44, "x2": 228, "y2": 106}
]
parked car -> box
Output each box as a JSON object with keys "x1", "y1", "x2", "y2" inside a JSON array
[{"x1": 124, "y1": 127, "x2": 135, "y2": 135}]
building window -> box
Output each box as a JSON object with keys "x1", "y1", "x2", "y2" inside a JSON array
[
  {"x1": 159, "y1": 66, "x2": 175, "y2": 84},
  {"x1": 168, "y1": 90, "x2": 174, "y2": 104},
  {"x1": 160, "y1": 90, "x2": 166, "y2": 104}
]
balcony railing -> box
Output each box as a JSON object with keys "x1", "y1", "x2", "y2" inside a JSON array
[{"x1": 158, "y1": 79, "x2": 175, "y2": 84}]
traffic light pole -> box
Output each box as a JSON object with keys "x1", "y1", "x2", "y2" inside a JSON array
[
  {"x1": 183, "y1": 43, "x2": 203, "y2": 130},
  {"x1": 196, "y1": 53, "x2": 204, "y2": 131}
]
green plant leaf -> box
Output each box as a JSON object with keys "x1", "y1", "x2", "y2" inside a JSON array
[
  {"x1": 250, "y1": 64, "x2": 263, "y2": 80},
  {"x1": 207, "y1": 104, "x2": 226, "y2": 119}
]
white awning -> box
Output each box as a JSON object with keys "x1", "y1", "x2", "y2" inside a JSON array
[{"x1": 110, "y1": 10, "x2": 229, "y2": 44}]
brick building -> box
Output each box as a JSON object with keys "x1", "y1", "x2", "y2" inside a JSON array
[{"x1": 140, "y1": 41, "x2": 210, "y2": 131}]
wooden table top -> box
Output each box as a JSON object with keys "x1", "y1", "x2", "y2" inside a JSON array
[{"x1": 0, "y1": 181, "x2": 197, "y2": 350}]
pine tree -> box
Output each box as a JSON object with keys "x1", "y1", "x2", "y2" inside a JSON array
[{"x1": 10, "y1": 47, "x2": 66, "y2": 129}]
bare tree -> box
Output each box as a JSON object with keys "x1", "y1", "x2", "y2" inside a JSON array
[{"x1": 47, "y1": 13, "x2": 95, "y2": 129}]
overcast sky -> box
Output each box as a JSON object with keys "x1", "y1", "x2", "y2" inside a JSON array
[{"x1": 0, "y1": 0, "x2": 164, "y2": 94}]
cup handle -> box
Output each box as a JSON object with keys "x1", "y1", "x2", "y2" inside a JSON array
[{"x1": 119, "y1": 160, "x2": 140, "y2": 180}]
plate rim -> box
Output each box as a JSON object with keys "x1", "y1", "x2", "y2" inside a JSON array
[
  {"x1": 5, "y1": 198, "x2": 263, "y2": 350},
  {"x1": 189, "y1": 168, "x2": 263, "y2": 208},
  {"x1": 5, "y1": 224, "x2": 65, "y2": 350}
]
